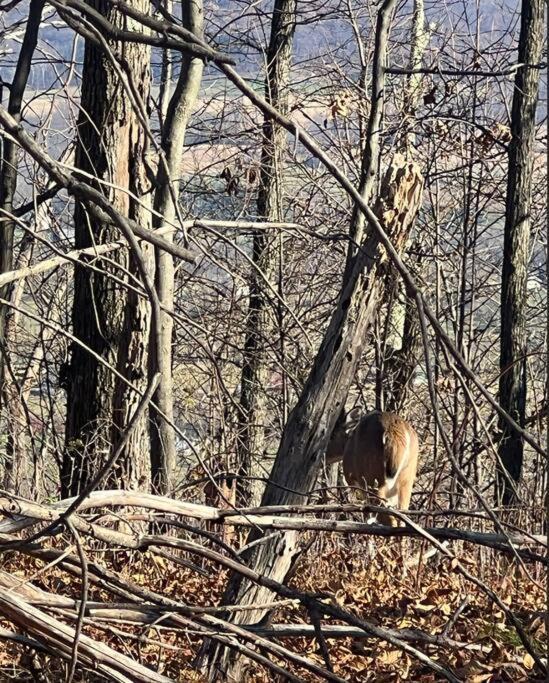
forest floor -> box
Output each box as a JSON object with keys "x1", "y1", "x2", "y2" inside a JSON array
[{"x1": 0, "y1": 533, "x2": 546, "y2": 682}]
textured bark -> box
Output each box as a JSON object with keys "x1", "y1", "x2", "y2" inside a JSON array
[
  {"x1": 381, "y1": 0, "x2": 427, "y2": 414},
  {"x1": 62, "y1": 0, "x2": 152, "y2": 496},
  {"x1": 203, "y1": 155, "x2": 422, "y2": 680},
  {"x1": 0, "y1": 0, "x2": 44, "y2": 409},
  {"x1": 149, "y1": 0, "x2": 203, "y2": 494},
  {"x1": 201, "y1": 5, "x2": 400, "y2": 676},
  {"x1": 383, "y1": 288, "x2": 421, "y2": 414},
  {"x1": 236, "y1": 0, "x2": 297, "y2": 508},
  {"x1": 496, "y1": 0, "x2": 544, "y2": 504}
]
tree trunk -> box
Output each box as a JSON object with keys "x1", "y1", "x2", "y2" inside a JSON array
[
  {"x1": 149, "y1": 0, "x2": 204, "y2": 494},
  {"x1": 383, "y1": 283, "x2": 421, "y2": 414},
  {"x1": 496, "y1": 0, "x2": 544, "y2": 505},
  {"x1": 2, "y1": 211, "x2": 56, "y2": 496},
  {"x1": 381, "y1": 0, "x2": 427, "y2": 414},
  {"x1": 62, "y1": 0, "x2": 152, "y2": 496},
  {"x1": 0, "y1": 0, "x2": 44, "y2": 410},
  {"x1": 205, "y1": 153, "x2": 422, "y2": 681},
  {"x1": 199, "y1": 5, "x2": 402, "y2": 676},
  {"x1": 236, "y1": 0, "x2": 297, "y2": 508}
]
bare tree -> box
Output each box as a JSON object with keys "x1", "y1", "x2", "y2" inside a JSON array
[
  {"x1": 62, "y1": 0, "x2": 153, "y2": 495},
  {"x1": 236, "y1": 0, "x2": 297, "y2": 507},
  {"x1": 0, "y1": 0, "x2": 547, "y2": 678},
  {"x1": 198, "y1": 4, "x2": 429, "y2": 678},
  {"x1": 150, "y1": 0, "x2": 204, "y2": 494},
  {"x1": 0, "y1": 0, "x2": 44, "y2": 490},
  {"x1": 497, "y1": 0, "x2": 544, "y2": 504},
  {"x1": 381, "y1": 0, "x2": 427, "y2": 415}
]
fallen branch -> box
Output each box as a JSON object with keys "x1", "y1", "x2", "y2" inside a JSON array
[
  {"x1": 0, "y1": 587, "x2": 171, "y2": 682},
  {"x1": 0, "y1": 512, "x2": 460, "y2": 681},
  {"x1": 0, "y1": 492, "x2": 544, "y2": 562}
]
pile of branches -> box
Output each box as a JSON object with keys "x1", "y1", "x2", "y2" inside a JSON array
[{"x1": 0, "y1": 490, "x2": 546, "y2": 682}]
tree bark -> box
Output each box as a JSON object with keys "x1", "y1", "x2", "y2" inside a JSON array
[
  {"x1": 381, "y1": 0, "x2": 427, "y2": 414},
  {"x1": 149, "y1": 0, "x2": 203, "y2": 494},
  {"x1": 236, "y1": 0, "x2": 297, "y2": 508},
  {"x1": 203, "y1": 151, "x2": 423, "y2": 681},
  {"x1": 496, "y1": 0, "x2": 544, "y2": 504},
  {"x1": 62, "y1": 0, "x2": 153, "y2": 496}
]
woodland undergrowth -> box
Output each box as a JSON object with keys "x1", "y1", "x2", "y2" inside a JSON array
[{"x1": 0, "y1": 533, "x2": 545, "y2": 682}]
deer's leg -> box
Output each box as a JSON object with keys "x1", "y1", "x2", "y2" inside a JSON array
[
  {"x1": 378, "y1": 508, "x2": 399, "y2": 527},
  {"x1": 382, "y1": 474, "x2": 414, "y2": 528},
  {"x1": 354, "y1": 484, "x2": 377, "y2": 559},
  {"x1": 375, "y1": 485, "x2": 399, "y2": 527},
  {"x1": 353, "y1": 480, "x2": 378, "y2": 526},
  {"x1": 398, "y1": 474, "x2": 414, "y2": 515}
]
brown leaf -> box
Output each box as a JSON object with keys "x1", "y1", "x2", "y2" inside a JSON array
[{"x1": 379, "y1": 649, "x2": 401, "y2": 666}]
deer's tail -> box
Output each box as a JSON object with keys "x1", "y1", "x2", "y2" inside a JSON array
[{"x1": 383, "y1": 426, "x2": 410, "y2": 484}]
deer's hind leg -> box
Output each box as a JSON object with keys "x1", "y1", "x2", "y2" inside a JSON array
[
  {"x1": 397, "y1": 473, "x2": 414, "y2": 519},
  {"x1": 374, "y1": 482, "x2": 399, "y2": 527}
]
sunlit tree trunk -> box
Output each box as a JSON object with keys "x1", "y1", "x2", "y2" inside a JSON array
[
  {"x1": 62, "y1": 0, "x2": 152, "y2": 496},
  {"x1": 199, "y1": 6, "x2": 420, "y2": 679},
  {"x1": 496, "y1": 0, "x2": 544, "y2": 504},
  {"x1": 381, "y1": 0, "x2": 427, "y2": 414},
  {"x1": 149, "y1": 0, "x2": 204, "y2": 494}
]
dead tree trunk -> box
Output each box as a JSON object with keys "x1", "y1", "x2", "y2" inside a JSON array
[
  {"x1": 198, "y1": 8, "x2": 427, "y2": 677},
  {"x1": 236, "y1": 0, "x2": 297, "y2": 508},
  {"x1": 62, "y1": 0, "x2": 153, "y2": 496},
  {"x1": 205, "y1": 152, "x2": 423, "y2": 681},
  {"x1": 496, "y1": 0, "x2": 544, "y2": 504},
  {"x1": 381, "y1": 0, "x2": 427, "y2": 414},
  {"x1": 149, "y1": 0, "x2": 204, "y2": 494}
]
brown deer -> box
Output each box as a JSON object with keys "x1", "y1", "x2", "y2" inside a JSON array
[{"x1": 326, "y1": 408, "x2": 419, "y2": 526}]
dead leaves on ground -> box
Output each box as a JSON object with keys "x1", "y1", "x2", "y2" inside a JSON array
[
  {"x1": 287, "y1": 537, "x2": 546, "y2": 681},
  {"x1": 0, "y1": 537, "x2": 546, "y2": 682}
]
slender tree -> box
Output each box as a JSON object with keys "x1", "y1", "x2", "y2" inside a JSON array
[
  {"x1": 382, "y1": 0, "x2": 427, "y2": 414},
  {"x1": 0, "y1": 0, "x2": 44, "y2": 459},
  {"x1": 62, "y1": 0, "x2": 153, "y2": 496},
  {"x1": 236, "y1": 0, "x2": 297, "y2": 507},
  {"x1": 496, "y1": 0, "x2": 544, "y2": 504},
  {"x1": 199, "y1": 5, "x2": 427, "y2": 678},
  {"x1": 149, "y1": 0, "x2": 204, "y2": 494}
]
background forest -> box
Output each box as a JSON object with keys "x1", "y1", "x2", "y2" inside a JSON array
[{"x1": 0, "y1": 0, "x2": 547, "y2": 680}]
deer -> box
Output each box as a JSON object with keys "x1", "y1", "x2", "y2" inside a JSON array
[{"x1": 326, "y1": 408, "x2": 419, "y2": 526}]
